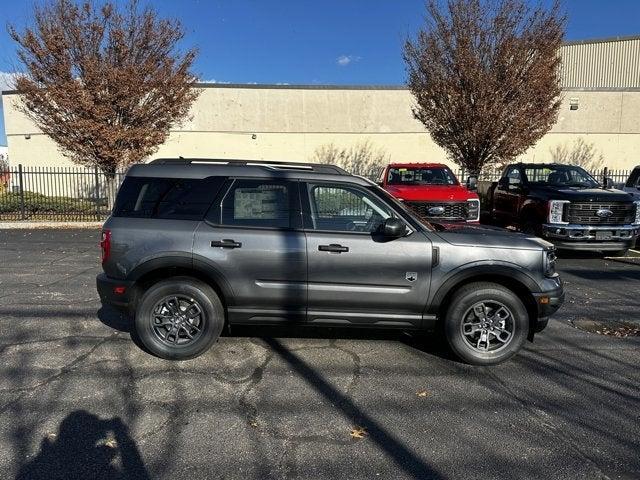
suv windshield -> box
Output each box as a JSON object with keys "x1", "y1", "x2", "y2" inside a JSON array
[
  {"x1": 524, "y1": 165, "x2": 599, "y2": 188},
  {"x1": 387, "y1": 167, "x2": 458, "y2": 186}
]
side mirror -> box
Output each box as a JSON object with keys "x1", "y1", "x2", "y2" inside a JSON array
[
  {"x1": 382, "y1": 217, "x2": 407, "y2": 238},
  {"x1": 466, "y1": 176, "x2": 478, "y2": 191},
  {"x1": 497, "y1": 178, "x2": 509, "y2": 190},
  {"x1": 603, "y1": 177, "x2": 613, "y2": 189}
]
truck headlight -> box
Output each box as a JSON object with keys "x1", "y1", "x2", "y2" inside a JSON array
[
  {"x1": 634, "y1": 201, "x2": 640, "y2": 225},
  {"x1": 548, "y1": 200, "x2": 570, "y2": 224},
  {"x1": 543, "y1": 248, "x2": 557, "y2": 277},
  {"x1": 466, "y1": 199, "x2": 480, "y2": 221}
]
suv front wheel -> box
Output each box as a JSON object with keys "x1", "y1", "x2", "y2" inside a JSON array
[
  {"x1": 444, "y1": 282, "x2": 529, "y2": 365},
  {"x1": 135, "y1": 277, "x2": 225, "y2": 360}
]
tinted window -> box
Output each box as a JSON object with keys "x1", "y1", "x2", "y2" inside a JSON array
[
  {"x1": 307, "y1": 184, "x2": 394, "y2": 232},
  {"x1": 524, "y1": 165, "x2": 599, "y2": 188},
  {"x1": 113, "y1": 176, "x2": 223, "y2": 220},
  {"x1": 387, "y1": 167, "x2": 457, "y2": 186},
  {"x1": 221, "y1": 180, "x2": 295, "y2": 228}
]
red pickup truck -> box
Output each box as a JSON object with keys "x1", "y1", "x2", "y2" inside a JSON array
[{"x1": 379, "y1": 163, "x2": 480, "y2": 223}]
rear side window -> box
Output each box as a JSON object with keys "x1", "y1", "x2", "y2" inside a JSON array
[
  {"x1": 220, "y1": 179, "x2": 296, "y2": 228},
  {"x1": 113, "y1": 176, "x2": 224, "y2": 220}
]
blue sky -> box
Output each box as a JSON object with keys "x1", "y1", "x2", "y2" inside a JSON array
[{"x1": 1, "y1": 0, "x2": 639, "y2": 145}]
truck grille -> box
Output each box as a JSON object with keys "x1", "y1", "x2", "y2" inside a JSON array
[
  {"x1": 566, "y1": 202, "x2": 636, "y2": 225},
  {"x1": 404, "y1": 201, "x2": 468, "y2": 221}
]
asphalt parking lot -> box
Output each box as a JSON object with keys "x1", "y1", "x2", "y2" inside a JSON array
[{"x1": 0, "y1": 229, "x2": 639, "y2": 480}]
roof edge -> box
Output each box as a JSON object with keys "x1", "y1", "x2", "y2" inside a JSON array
[
  {"x1": 1, "y1": 83, "x2": 408, "y2": 96},
  {"x1": 563, "y1": 33, "x2": 640, "y2": 46}
]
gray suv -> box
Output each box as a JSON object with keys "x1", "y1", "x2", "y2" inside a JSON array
[{"x1": 97, "y1": 159, "x2": 564, "y2": 365}]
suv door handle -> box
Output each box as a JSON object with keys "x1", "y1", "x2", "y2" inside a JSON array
[
  {"x1": 211, "y1": 239, "x2": 242, "y2": 249},
  {"x1": 318, "y1": 244, "x2": 349, "y2": 253}
]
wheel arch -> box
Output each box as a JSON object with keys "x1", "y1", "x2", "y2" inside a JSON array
[
  {"x1": 429, "y1": 267, "x2": 539, "y2": 331},
  {"x1": 128, "y1": 256, "x2": 234, "y2": 311}
]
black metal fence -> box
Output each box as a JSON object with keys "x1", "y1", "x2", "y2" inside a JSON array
[
  {"x1": 0, "y1": 165, "x2": 125, "y2": 221},
  {"x1": 0, "y1": 164, "x2": 634, "y2": 221}
]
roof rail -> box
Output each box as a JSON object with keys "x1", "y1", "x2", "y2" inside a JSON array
[{"x1": 150, "y1": 158, "x2": 348, "y2": 175}]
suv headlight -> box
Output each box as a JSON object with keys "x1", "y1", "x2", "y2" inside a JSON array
[
  {"x1": 466, "y1": 199, "x2": 480, "y2": 221},
  {"x1": 548, "y1": 200, "x2": 570, "y2": 224},
  {"x1": 543, "y1": 248, "x2": 557, "y2": 277},
  {"x1": 634, "y1": 201, "x2": 640, "y2": 225}
]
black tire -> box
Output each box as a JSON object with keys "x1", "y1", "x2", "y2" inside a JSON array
[
  {"x1": 134, "y1": 277, "x2": 224, "y2": 360},
  {"x1": 444, "y1": 282, "x2": 529, "y2": 365},
  {"x1": 521, "y1": 219, "x2": 541, "y2": 237}
]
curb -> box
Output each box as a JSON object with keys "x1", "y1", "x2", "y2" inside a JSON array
[{"x1": 0, "y1": 222, "x2": 103, "y2": 230}]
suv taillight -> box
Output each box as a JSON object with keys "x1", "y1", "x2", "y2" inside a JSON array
[{"x1": 100, "y1": 230, "x2": 111, "y2": 264}]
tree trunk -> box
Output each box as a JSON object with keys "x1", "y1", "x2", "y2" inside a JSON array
[{"x1": 103, "y1": 169, "x2": 118, "y2": 213}]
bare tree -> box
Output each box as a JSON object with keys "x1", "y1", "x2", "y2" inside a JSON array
[
  {"x1": 312, "y1": 140, "x2": 390, "y2": 179},
  {"x1": 9, "y1": 0, "x2": 199, "y2": 200},
  {"x1": 404, "y1": 0, "x2": 565, "y2": 175},
  {"x1": 549, "y1": 137, "x2": 605, "y2": 172}
]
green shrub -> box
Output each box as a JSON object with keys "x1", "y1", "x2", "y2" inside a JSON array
[{"x1": 0, "y1": 191, "x2": 96, "y2": 215}]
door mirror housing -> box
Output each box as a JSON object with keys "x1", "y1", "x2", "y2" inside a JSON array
[
  {"x1": 603, "y1": 177, "x2": 614, "y2": 189},
  {"x1": 466, "y1": 176, "x2": 478, "y2": 191},
  {"x1": 382, "y1": 218, "x2": 407, "y2": 238}
]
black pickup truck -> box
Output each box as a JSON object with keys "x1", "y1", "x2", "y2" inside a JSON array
[{"x1": 478, "y1": 163, "x2": 640, "y2": 254}]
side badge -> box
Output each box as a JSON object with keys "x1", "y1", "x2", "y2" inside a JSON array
[{"x1": 406, "y1": 272, "x2": 417, "y2": 282}]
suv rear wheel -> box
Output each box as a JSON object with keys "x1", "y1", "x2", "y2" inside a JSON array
[
  {"x1": 444, "y1": 282, "x2": 528, "y2": 365},
  {"x1": 135, "y1": 277, "x2": 224, "y2": 360}
]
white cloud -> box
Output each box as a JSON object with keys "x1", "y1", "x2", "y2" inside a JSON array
[
  {"x1": 199, "y1": 78, "x2": 231, "y2": 84},
  {"x1": 0, "y1": 72, "x2": 19, "y2": 92},
  {"x1": 336, "y1": 55, "x2": 361, "y2": 67}
]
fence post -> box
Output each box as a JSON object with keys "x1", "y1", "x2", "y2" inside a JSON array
[
  {"x1": 94, "y1": 166, "x2": 100, "y2": 221},
  {"x1": 18, "y1": 164, "x2": 26, "y2": 221}
]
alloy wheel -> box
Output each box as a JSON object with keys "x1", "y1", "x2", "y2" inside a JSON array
[
  {"x1": 460, "y1": 300, "x2": 515, "y2": 353},
  {"x1": 151, "y1": 295, "x2": 205, "y2": 347}
]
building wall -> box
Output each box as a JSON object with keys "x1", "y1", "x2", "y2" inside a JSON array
[
  {"x1": 561, "y1": 36, "x2": 640, "y2": 89},
  {"x1": 3, "y1": 37, "x2": 640, "y2": 172}
]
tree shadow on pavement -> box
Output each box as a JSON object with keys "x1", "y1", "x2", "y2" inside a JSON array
[
  {"x1": 263, "y1": 337, "x2": 444, "y2": 480},
  {"x1": 15, "y1": 410, "x2": 150, "y2": 480}
]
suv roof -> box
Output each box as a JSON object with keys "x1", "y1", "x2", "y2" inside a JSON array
[{"x1": 126, "y1": 158, "x2": 369, "y2": 184}]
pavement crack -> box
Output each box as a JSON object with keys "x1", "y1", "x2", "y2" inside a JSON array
[{"x1": 0, "y1": 332, "x2": 120, "y2": 398}]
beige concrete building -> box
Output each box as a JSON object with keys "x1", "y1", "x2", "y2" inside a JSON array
[{"x1": 3, "y1": 35, "x2": 640, "y2": 171}]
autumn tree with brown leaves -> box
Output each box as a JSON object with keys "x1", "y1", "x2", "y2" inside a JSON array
[
  {"x1": 9, "y1": 0, "x2": 199, "y2": 182},
  {"x1": 404, "y1": 0, "x2": 565, "y2": 176}
]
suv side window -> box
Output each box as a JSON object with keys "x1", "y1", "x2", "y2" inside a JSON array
[
  {"x1": 220, "y1": 179, "x2": 298, "y2": 229},
  {"x1": 304, "y1": 183, "x2": 394, "y2": 233},
  {"x1": 112, "y1": 176, "x2": 224, "y2": 220}
]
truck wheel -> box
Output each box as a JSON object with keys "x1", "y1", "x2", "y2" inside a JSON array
[
  {"x1": 521, "y1": 220, "x2": 541, "y2": 237},
  {"x1": 444, "y1": 282, "x2": 529, "y2": 365},
  {"x1": 134, "y1": 277, "x2": 225, "y2": 360}
]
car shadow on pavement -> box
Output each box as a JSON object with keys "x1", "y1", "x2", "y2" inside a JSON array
[
  {"x1": 97, "y1": 304, "x2": 458, "y2": 362},
  {"x1": 15, "y1": 410, "x2": 150, "y2": 480}
]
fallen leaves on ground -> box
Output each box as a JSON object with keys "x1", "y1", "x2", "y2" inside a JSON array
[
  {"x1": 350, "y1": 426, "x2": 368, "y2": 439},
  {"x1": 104, "y1": 439, "x2": 118, "y2": 449},
  {"x1": 416, "y1": 389, "x2": 430, "y2": 398}
]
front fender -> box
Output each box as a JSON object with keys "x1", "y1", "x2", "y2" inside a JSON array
[{"x1": 427, "y1": 261, "x2": 541, "y2": 315}]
